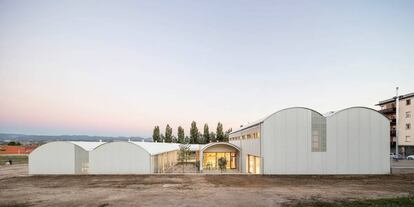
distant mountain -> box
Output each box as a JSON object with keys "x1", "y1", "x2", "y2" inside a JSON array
[{"x1": 0, "y1": 133, "x2": 152, "y2": 142}]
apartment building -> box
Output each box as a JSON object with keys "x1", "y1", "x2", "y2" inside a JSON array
[{"x1": 377, "y1": 92, "x2": 414, "y2": 156}]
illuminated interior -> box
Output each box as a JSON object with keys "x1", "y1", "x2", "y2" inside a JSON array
[
  {"x1": 203, "y1": 152, "x2": 237, "y2": 170},
  {"x1": 248, "y1": 155, "x2": 261, "y2": 174}
]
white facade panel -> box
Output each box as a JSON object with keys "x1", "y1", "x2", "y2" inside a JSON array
[
  {"x1": 29, "y1": 142, "x2": 82, "y2": 174},
  {"x1": 326, "y1": 107, "x2": 390, "y2": 174},
  {"x1": 259, "y1": 107, "x2": 389, "y2": 175},
  {"x1": 230, "y1": 139, "x2": 260, "y2": 173},
  {"x1": 262, "y1": 108, "x2": 318, "y2": 174},
  {"x1": 89, "y1": 142, "x2": 151, "y2": 174}
]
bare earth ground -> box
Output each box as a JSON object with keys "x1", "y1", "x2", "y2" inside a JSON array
[{"x1": 0, "y1": 164, "x2": 414, "y2": 207}]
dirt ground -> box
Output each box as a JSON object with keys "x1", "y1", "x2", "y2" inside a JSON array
[{"x1": 1, "y1": 164, "x2": 414, "y2": 207}]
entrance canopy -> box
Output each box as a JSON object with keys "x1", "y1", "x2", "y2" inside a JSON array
[{"x1": 200, "y1": 142, "x2": 241, "y2": 172}]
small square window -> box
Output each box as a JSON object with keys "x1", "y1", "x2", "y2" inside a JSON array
[
  {"x1": 406, "y1": 136, "x2": 411, "y2": 142},
  {"x1": 407, "y1": 112, "x2": 412, "y2": 118},
  {"x1": 407, "y1": 99, "x2": 411, "y2": 105},
  {"x1": 406, "y1": 123, "x2": 411, "y2": 130}
]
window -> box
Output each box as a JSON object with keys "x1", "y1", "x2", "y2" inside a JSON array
[
  {"x1": 246, "y1": 134, "x2": 251, "y2": 139},
  {"x1": 406, "y1": 136, "x2": 411, "y2": 142},
  {"x1": 251, "y1": 132, "x2": 260, "y2": 139},
  {"x1": 203, "y1": 152, "x2": 237, "y2": 170},
  {"x1": 247, "y1": 155, "x2": 260, "y2": 174},
  {"x1": 407, "y1": 111, "x2": 411, "y2": 118},
  {"x1": 311, "y1": 112, "x2": 327, "y2": 152},
  {"x1": 406, "y1": 123, "x2": 411, "y2": 130},
  {"x1": 407, "y1": 99, "x2": 411, "y2": 105}
]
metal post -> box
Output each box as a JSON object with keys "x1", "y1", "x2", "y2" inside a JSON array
[{"x1": 396, "y1": 87, "x2": 399, "y2": 157}]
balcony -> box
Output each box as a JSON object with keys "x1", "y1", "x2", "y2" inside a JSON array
[
  {"x1": 379, "y1": 107, "x2": 396, "y2": 114},
  {"x1": 391, "y1": 119, "x2": 396, "y2": 125},
  {"x1": 390, "y1": 129, "x2": 396, "y2": 136}
]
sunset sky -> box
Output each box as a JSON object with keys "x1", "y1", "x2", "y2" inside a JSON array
[{"x1": 1, "y1": 0, "x2": 413, "y2": 137}]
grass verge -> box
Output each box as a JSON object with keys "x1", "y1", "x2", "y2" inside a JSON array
[
  {"x1": 0, "y1": 155, "x2": 28, "y2": 165},
  {"x1": 293, "y1": 196, "x2": 414, "y2": 207}
]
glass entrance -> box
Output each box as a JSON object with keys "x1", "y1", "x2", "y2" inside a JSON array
[
  {"x1": 203, "y1": 152, "x2": 238, "y2": 170},
  {"x1": 247, "y1": 155, "x2": 261, "y2": 174}
]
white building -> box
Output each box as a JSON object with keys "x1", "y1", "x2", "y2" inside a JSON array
[
  {"x1": 89, "y1": 141, "x2": 200, "y2": 174},
  {"x1": 29, "y1": 141, "x2": 104, "y2": 174},
  {"x1": 229, "y1": 107, "x2": 390, "y2": 174},
  {"x1": 29, "y1": 106, "x2": 390, "y2": 175}
]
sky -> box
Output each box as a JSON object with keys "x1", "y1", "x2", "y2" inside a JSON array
[{"x1": 0, "y1": 0, "x2": 413, "y2": 137}]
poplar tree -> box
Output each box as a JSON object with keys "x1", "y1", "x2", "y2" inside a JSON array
[
  {"x1": 216, "y1": 122, "x2": 224, "y2": 142},
  {"x1": 190, "y1": 121, "x2": 199, "y2": 144},
  {"x1": 152, "y1": 126, "x2": 160, "y2": 142},
  {"x1": 177, "y1": 126, "x2": 185, "y2": 143},
  {"x1": 165, "y1": 124, "x2": 173, "y2": 143},
  {"x1": 203, "y1": 124, "x2": 210, "y2": 144}
]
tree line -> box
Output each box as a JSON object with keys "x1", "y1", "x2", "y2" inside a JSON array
[{"x1": 152, "y1": 121, "x2": 232, "y2": 144}]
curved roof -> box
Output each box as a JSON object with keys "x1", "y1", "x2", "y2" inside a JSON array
[
  {"x1": 325, "y1": 106, "x2": 390, "y2": 121},
  {"x1": 200, "y1": 142, "x2": 241, "y2": 152},
  {"x1": 30, "y1": 141, "x2": 105, "y2": 155},
  {"x1": 132, "y1": 142, "x2": 204, "y2": 155},
  {"x1": 231, "y1": 106, "x2": 388, "y2": 134},
  {"x1": 263, "y1": 106, "x2": 324, "y2": 122},
  {"x1": 130, "y1": 142, "x2": 180, "y2": 155},
  {"x1": 94, "y1": 141, "x2": 202, "y2": 155},
  {"x1": 70, "y1": 141, "x2": 106, "y2": 151},
  {"x1": 231, "y1": 107, "x2": 323, "y2": 134}
]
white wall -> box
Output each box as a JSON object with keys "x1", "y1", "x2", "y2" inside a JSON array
[
  {"x1": 231, "y1": 139, "x2": 261, "y2": 173},
  {"x1": 262, "y1": 108, "x2": 315, "y2": 174},
  {"x1": 89, "y1": 142, "x2": 151, "y2": 174},
  {"x1": 29, "y1": 142, "x2": 87, "y2": 174},
  {"x1": 261, "y1": 107, "x2": 390, "y2": 174},
  {"x1": 74, "y1": 146, "x2": 89, "y2": 174},
  {"x1": 326, "y1": 107, "x2": 390, "y2": 174}
]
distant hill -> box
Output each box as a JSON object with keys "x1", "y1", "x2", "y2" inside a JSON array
[{"x1": 0, "y1": 133, "x2": 152, "y2": 142}]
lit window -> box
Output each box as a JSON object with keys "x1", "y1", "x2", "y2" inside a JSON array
[
  {"x1": 406, "y1": 111, "x2": 411, "y2": 118},
  {"x1": 406, "y1": 123, "x2": 411, "y2": 130},
  {"x1": 407, "y1": 99, "x2": 411, "y2": 105},
  {"x1": 406, "y1": 136, "x2": 411, "y2": 142}
]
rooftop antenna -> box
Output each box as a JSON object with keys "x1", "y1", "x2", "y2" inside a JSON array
[{"x1": 396, "y1": 87, "x2": 400, "y2": 157}]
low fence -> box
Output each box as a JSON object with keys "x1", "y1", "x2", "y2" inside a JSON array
[
  {"x1": 391, "y1": 160, "x2": 414, "y2": 174},
  {"x1": 0, "y1": 154, "x2": 28, "y2": 165}
]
